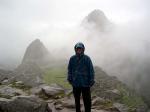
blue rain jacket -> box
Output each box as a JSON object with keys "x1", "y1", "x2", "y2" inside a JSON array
[{"x1": 67, "y1": 54, "x2": 95, "y2": 87}]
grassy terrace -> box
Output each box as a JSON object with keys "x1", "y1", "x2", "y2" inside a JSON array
[
  {"x1": 117, "y1": 85, "x2": 145, "y2": 111},
  {"x1": 43, "y1": 66, "x2": 146, "y2": 110},
  {"x1": 43, "y1": 66, "x2": 71, "y2": 89}
]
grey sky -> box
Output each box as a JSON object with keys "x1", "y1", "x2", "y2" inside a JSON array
[{"x1": 0, "y1": 0, "x2": 150, "y2": 68}]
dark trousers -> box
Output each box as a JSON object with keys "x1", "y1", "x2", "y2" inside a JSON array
[{"x1": 73, "y1": 87, "x2": 91, "y2": 112}]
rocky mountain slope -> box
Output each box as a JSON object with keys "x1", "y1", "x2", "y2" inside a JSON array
[
  {"x1": 0, "y1": 9, "x2": 149, "y2": 112},
  {"x1": 0, "y1": 66, "x2": 148, "y2": 112},
  {"x1": 92, "y1": 67, "x2": 148, "y2": 112},
  {"x1": 0, "y1": 38, "x2": 149, "y2": 112}
]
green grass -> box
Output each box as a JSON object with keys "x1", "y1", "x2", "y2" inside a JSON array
[
  {"x1": 0, "y1": 93, "x2": 12, "y2": 99},
  {"x1": 121, "y1": 95, "x2": 144, "y2": 110},
  {"x1": 117, "y1": 85, "x2": 145, "y2": 110},
  {"x1": 43, "y1": 66, "x2": 71, "y2": 89},
  {"x1": 10, "y1": 81, "x2": 32, "y2": 91}
]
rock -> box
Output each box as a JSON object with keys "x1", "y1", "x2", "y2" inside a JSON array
[
  {"x1": 46, "y1": 99, "x2": 54, "y2": 103},
  {"x1": 60, "y1": 97, "x2": 75, "y2": 108},
  {"x1": 0, "y1": 86, "x2": 26, "y2": 98},
  {"x1": 0, "y1": 95, "x2": 47, "y2": 112},
  {"x1": 91, "y1": 97, "x2": 114, "y2": 111},
  {"x1": 30, "y1": 84, "x2": 65, "y2": 100},
  {"x1": 15, "y1": 81, "x2": 23, "y2": 85},
  {"x1": 135, "y1": 105, "x2": 148, "y2": 112},
  {"x1": 30, "y1": 86, "x2": 42, "y2": 95},
  {"x1": 55, "y1": 103, "x2": 63, "y2": 110},
  {"x1": 113, "y1": 103, "x2": 129, "y2": 112},
  {"x1": 65, "y1": 89, "x2": 73, "y2": 97},
  {"x1": 92, "y1": 97, "x2": 106, "y2": 106},
  {"x1": 91, "y1": 109, "x2": 109, "y2": 112},
  {"x1": 105, "y1": 89, "x2": 121, "y2": 100},
  {"x1": 1, "y1": 79, "x2": 9, "y2": 84},
  {"x1": 41, "y1": 83, "x2": 65, "y2": 97},
  {"x1": 0, "y1": 69, "x2": 13, "y2": 84},
  {"x1": 57, "y1": 108, "x2": 75, "y2": 112},
  {"x1": 10, "y1": 62, "x2": 44, "y2": 87},
  {"x1": 46, "y1": 103, "x2": 57, "y2": 112},
  {"x1": 8, "y1": 81, "x2": 32, "y2": 93}
]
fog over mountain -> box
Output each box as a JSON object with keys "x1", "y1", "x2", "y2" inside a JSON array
[{"x1": 0, "y1": 0, "x2": 150, "y2": 104}]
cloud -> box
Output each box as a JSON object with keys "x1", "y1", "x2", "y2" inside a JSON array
[{"x1": 0, "y1": 0, "x2": 150, "y2": 69}]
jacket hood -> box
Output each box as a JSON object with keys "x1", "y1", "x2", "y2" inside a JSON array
[{"x1": 74, "y1": 42, "x2": 85, "y2": 56}]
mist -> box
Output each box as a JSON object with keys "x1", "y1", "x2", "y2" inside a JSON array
[{"x1": 0, "y1": 0, "x2": 150, "y2": 100}]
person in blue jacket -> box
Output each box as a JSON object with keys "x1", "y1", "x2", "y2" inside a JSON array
[{"x1": 67, "y1": 42, "x2": 95, "y2": 112}]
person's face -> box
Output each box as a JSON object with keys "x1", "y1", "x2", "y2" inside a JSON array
[{"x1": 76, "y1": 47, "x2": 83, "y2": 54}]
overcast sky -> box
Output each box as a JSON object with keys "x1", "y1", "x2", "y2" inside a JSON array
[{"x1": 0, "y1": 0, "x2": 150, "y2": 68}]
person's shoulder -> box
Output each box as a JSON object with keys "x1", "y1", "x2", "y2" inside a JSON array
[
  {"x1": 84, "y1": 54, "x2": 90, "y2": 58},
  {"x1": 70, "y1": 55, "x2": 76, "y2": 60},
  {"x1": 83, "y1": 54, "x2": 91, "y2": 60}
]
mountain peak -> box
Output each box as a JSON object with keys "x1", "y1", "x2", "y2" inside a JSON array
[
  {"x1": 29, "y1": 39, "x2": 43, "y2": 48},
  {"x1": 88, "y1": 9, "x2": 106, "y2": 18},
  {"x1": 87, "y1": 9, "x2": 108, "y2": 23},
  {"x1": 22, "y1": 39, "x2": 52, "y2": 66},
  {"x1": 32, "y1": 38, "x2": 41, "y2": 43},
  {"x1": 82, "y1": 9, "x2": 112, "y2": 32}
]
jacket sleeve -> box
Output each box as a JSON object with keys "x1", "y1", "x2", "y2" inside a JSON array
[
  {"x1": 67, "y1": 57, "x2": 73, "y2": 84},
  {"x1": 87, "y1": 57, "x2": 95, "y2": 86}
]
